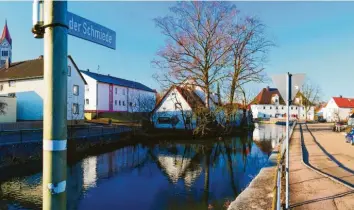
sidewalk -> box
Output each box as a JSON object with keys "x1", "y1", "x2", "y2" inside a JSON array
[{"x1": 289, "y1": 123, "x2": 354, "y2": 209}]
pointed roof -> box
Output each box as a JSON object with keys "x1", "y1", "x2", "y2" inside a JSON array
[
  {"x1": 332, "y1": 97, "x2": 354, "y2": 108},
  {"x1": 251, "y1": 87, "x2": 285, "y2": 105},
  {"x1": 1, "y1": 20, "x2": 12, "y2": 45}
]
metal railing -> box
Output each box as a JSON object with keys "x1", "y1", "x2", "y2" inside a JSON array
[{"x1": 274, "y1": 121, "x2": 297, "y2": 210}]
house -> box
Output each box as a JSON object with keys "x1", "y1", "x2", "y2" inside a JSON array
[
  {"x1": 0, "y1": 95, "x2": 16, "y2": 123},
  {"x1": 151, "y1": 85, "x2": 204, "y2": 129},
  {"x1": 324, "y1": 96, "x2": 354, "y2": 122},
  {"x1": 0, "y1": 55, "x2": 87, "y2": 124},
  {"x1": 250, "y1": 86, "x2": 315, "y2": 121},
  {"x1": 80, "y1": 70, "x2": 156, "y2": 118}
]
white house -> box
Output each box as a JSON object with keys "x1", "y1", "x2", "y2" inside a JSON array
[
  {"x1": 80, "y1": 70, "x2": 156, "y2": 117},
  {"x1": 151, "y1": 85, "x2": 205, "y2": 130},
  {"x1": 324, "y1": 96, "x2": 354, "y2": 122},
  {"x1": 250, "y1": 87, "x2": 315, "y2": 121},
  {"x1": 0, "y1": 55, "x2": 87, "y2": 124}
]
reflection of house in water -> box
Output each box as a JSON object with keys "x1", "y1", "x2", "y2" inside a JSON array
[
  {"x1": 157, "y1": 155, "x2": 202, "y2": 187},
  {"x1": 82, "y1": 156, "x2": 97, "y2": 190},
  {"x1": 252, "y1": 123, "x2": 285, "y2": 149}
]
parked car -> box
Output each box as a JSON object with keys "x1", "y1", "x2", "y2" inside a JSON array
[{"x1": 345, "y1": 128, "x2": 354, "y2": 144}]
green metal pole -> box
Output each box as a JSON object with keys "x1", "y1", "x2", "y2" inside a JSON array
[{"x1": 42, "y1": 1, "x2": 67, "y2": 209}]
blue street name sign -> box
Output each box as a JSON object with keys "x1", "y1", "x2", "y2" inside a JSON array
[{"x1": 67, "y1": 12, "x2": 116, "y2": 50}]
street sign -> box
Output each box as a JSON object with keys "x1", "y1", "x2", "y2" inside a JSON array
[
  {"x1": 67, "y1": 11, "x2": 116, "y2": 50},
  {"x1": 272, "y1": 73, "x2": 305, "y2": 102}
]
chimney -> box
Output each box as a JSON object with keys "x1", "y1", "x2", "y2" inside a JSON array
[
  {"x1": 38, "y1": 55, "x2": 43, "y2": 59},
  {"x1": 5, "y1": 58, "x2": 10, "y2": 69},
  {"x1": 340, "y1": 95, "x2": 343, "y2": 98},
  {"x1": 86, "y1": 69, "x2": 90, "y2": 72},
  {"x1": 108, "y1": 74, "x2": 110, "y2": 76}
]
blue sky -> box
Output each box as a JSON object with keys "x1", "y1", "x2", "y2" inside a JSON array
[{"x1": 1, "y1": 1, "x2": 354, "y2": 101}]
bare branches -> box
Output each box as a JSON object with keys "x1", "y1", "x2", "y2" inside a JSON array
[{"x1": 301, "y1": 80, "x2": 321, "y2": 121}]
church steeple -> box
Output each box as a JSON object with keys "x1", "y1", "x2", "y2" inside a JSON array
[{"x1": 1, "y1": 19, "x2": 12, "y2": 45}]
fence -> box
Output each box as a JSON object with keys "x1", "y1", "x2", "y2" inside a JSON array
[{"x1": 0, "y1": 125, "x2": 135, "y2": 146}]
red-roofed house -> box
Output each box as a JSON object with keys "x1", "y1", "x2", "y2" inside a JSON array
[
  {"x1": 325, "y1": 96, "x2": 354, "y2": 122},
  {"x1": 250, "y1": 86, "x2": 315, "y2": 121}
]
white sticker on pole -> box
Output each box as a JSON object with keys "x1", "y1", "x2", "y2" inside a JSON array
[
  {"x1": 43, "y1": 140, "x2": 67, "y2": 151},
  {"x1": 48, "y1": 180, "x2": 66, "y2": 194}
]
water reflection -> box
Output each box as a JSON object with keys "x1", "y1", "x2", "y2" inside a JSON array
[{"x1": 0, "y1": 124, "x2": 285, "y2": 210}]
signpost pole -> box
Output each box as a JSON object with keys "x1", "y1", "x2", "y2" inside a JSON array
[
  {"x1": 286, "y1": 72, "x2": 292, "y2": 209},
  {"x1": 43, "y1": 1, "x2": 68, "y2": 209}
]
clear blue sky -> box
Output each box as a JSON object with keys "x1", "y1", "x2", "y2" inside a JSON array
[{"x1": 1, "y1": 1, "x2": 354, "y2": 101}]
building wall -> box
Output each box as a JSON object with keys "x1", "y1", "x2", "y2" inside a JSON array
[
  {"x1": 152, "y1": 88, "x2": 195, "y2": 129},
  {"x1": 325, "y1": 98, "x2": 352, "y2": 122},
  {"x1": 0, "y1": 58, "x2": 85, "y2": 121},
  {"x1": 0, "y1": 96, "x2": 16, "y2": 123},
  {"x1": 127, "y1": 88, "x2": 156, "y2": 113},
  {"x1": 82, "y1": 74, "x2": 97, "y2": 111},
  {"x1": 112, "y1": 85, "x2": 128, "y2": 112},
  {"x1": 97, "y1": 82, "x2": 110, "y2": 111},
  {"x1": 0, "y1": 39, "x2": 11, "y2": 67},
  {"x1": 251, "y1": 104, "x2": 314, "y2": 121},
  {"x1": 67, "y1": 58, "x2": 85, "y2": 121}
]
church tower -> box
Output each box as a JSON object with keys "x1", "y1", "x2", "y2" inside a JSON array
[{"x1": 0, "y1": 20, "x2": 12, "y2": 68}]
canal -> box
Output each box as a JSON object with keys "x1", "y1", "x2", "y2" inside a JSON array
[{"x1": 0, "y1": 124, "x2": 285, "y2": 210}]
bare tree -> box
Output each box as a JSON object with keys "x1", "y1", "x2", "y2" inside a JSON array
[
  {"x1": 300, "y1": 81, "x2": 321, "y2": 121},
  {"x1": 152, "y1": 2, "x2": 238, "y2": 108},
  {"x1": 237, "y1": 86, "x2": 256, "y2": 126},
  {"x1": 226, "y1": 16, "x2": 273, "y2": 108}
]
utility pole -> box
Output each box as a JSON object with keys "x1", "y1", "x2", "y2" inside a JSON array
[
  {"x1": 286, "y1": 72, "x2": 292, "y2": 209},
  {"x1": 42, "y1": 1, "x2": 68, "y2": 209}
]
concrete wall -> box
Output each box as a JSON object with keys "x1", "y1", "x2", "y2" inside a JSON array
[{"x1": 0, "y1": 96, "x2": 16, "y2": 123}]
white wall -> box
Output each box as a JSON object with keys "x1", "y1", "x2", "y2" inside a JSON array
[
  {"x1": 97, "y1": 82, "x2": 110, "y2": 111},
  {"x1": 251, "y1": 104, "x2": 314, "y2": 121},
  {"x1": 325, "y1": 98, "x2": 352, "y2": 122},
  {"x1": 152, "y1": 88, "x2": 195, "y2": 129},
  {"x1": 67, "y1": 58, "x2": 85, "y2": 121},
  {"x1": 0, "y1": 96, "x2": 16, "y2": 123},
  {"x1": 0, "y1": 58, "x2": 85, "y2": 121},
  {"x1": 82, "y1": 74, "x2": 97, "y2": 111},
  {"x1": 128, "y1": 88, "x2": 156, "y2": 113},
  {"x1": 113, "y1": 85, "x2": 128, "y2": 112}
]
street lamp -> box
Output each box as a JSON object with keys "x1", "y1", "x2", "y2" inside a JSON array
[{"x1": 32, "y1": 0, "x2": 44, "y2": 38}]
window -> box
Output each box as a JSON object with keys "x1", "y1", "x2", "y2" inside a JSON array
[
  {"x1": 123, "y1": 89, "x2": 126, "y2": 95},
  {"x1": 158, "y1": 117, "x2": 171, "y2": 124},
  {"x1": 123, "y1": 101, "x2": 125, "y2": 106},
  {"x1": 119, "y1": 100, "x2": 121, "y2": 106},
  {"x1": 68, "y1": 66, "x2": 71, "y2": 76},
  {"x1": 115, "y1": 100, "x2": 117, "y2": 105},
  {"x1": 295, "y1": 107, "x2": 298, "y2": 110},
  {"x1": 263, "y1": 114, "x2": 266, "y2": 117},
  {"x1": 291, "y1": 107, "x2": 293, "y2": 110},
  {"x1": 276, "y1": 106, "x2": 278, "y2": 110},
  {"x1": 0, "y1": 84, "x2": 3, "y2": 91},
  {"x1": 270, "y1": 106, "x2": 272, "y2": 110},
  {"x1": 115, "y1": 88, "x2": 117, "y2": 94},
  {"x1": 72, "y1": 103, "x2": 79, "y2": 114},
  {"x1": 270, "y1": 114, "x2": 272, "y2": 117},
  {"x1": 275, "y1": 99, "x2": 278, "y2": 103},
  {"x1": 86, "y1": 99, "x2": 89, "y2": 105},
  {"x1": 73, "y1": 85, "x2": 79, "y2": 96},
  {"x1": 9, "y1": 80, "x2": 15, "y2": 87},
  {"x1": 282, "y1": 107, "x2": 284, "y2": 110},
  {"x1": 1, "y1": 51, "x2": 8, "y2": 57},
  {"x1": 130, "y1": 102, "x2": 133, "y2": 107},
  {"x1": 263, "y1": 106, "x2": 265, "y2": 110}
]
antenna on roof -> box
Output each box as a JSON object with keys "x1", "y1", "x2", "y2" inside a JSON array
[{"x1": 96, "y1": 65, "x2": 100, "y2": 74}]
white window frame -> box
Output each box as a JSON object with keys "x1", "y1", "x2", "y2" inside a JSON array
[
  {"x1": 72, "y1": 103, "x2": 79, "y2": 114},
  {"x1": 73, "y1": 85, "x2": 79, "y2": 96},
  {"x1": 86, "y1": 99, "x2": 89, "y2": 105}
]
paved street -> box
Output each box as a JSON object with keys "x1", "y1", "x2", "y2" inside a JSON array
[{"x1": 290, "y1": 123, "x2": 354, "y2": 209}]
